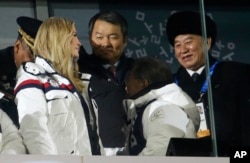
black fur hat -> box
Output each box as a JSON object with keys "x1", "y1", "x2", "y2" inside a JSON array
[{"x1": 166, "y1": 11, "x2": 217, "y2": 47}]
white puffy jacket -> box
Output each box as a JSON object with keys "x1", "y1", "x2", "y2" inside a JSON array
[
  {"x1": 123, "y1": 83, "x2": 200, "y2": 156},
  {"x1": 14, "y1": 56, "x2": 103, "y2": 155}
]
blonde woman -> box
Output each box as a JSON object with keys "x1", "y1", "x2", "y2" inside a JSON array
[{"x1": 14, "y1": 17, "x2": 103, "y2": 155}]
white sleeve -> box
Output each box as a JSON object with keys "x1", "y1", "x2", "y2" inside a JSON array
[
  {"x1": 0, "y1": 109, "x2": 26, "y2": 154},
  {"x1": 15, "y1": 70, "x2": 57, "y2": 154}
]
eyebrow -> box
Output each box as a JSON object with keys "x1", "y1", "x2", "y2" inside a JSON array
[{"x1": 94, "y1": 31, "x2": 119, "y2": 36}]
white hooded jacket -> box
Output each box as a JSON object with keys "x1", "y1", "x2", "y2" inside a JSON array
[
  {"x1": 14, "y1": 56, "x2": 104, "y2": 155},
  {"x1": 123, "y1": 83, "x2": 200, "y2": 156}
]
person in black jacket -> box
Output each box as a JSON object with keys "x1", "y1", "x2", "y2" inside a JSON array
[
  {"x1": 78, "y1": 10, "x2": 134, "y2": 155},
  {"x1": 165, "y1": 11, "x2": 250, "y2": 156},
  {"x1": 0, "y1": 16, "x2": 42, "y2": 128}
]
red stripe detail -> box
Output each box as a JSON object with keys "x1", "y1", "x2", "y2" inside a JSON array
[
  {"x1": 14, "y1": 79, "x2": 75, "y2": 94},
  {"x1": 14, "y1": 79, "x2": 43, "y2": 94}
]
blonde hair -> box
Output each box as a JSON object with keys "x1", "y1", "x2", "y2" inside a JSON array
[{"x1": 34, "y1": 17, "x2": 84, "y2": 92}]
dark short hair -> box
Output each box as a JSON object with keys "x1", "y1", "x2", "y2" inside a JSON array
[
  {"x1": 129, "y1": 57, "x2": 173, "y2": 85},
  {"x1": 166, "y1": 11, "x2": 217, "y2": 47},
  {"x1": 88, "y1": 10, "x2": 128, "y2": 41}
]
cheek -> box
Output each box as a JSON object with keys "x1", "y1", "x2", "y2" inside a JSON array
[
  {"x1": 72, "y1": 53, "x2": 79, "y2": 58},
  {"x1": 14, "y1": 50, "x2": 18, "y2": 60},
  {"x1": 71, "y1": 45, "x2": 79, "y2": 56},
  {"x1": 71, "y1": 40, "x2": 77, "y2": 47},
  {"x1": 14, "y1": 52, "x2": 23, "y2": 67},
  {"x1": 112, "y1": 40, "x2": 124, "y2": 49},
  {"x1": 90, "y1": 39, "x2": 102, "y2": 51},
  {"x1": 174, "y1": 47, "x2": 182, "y2": 57},
  {"x1": 126, "y1": 84, "x2": 133, "y2": 95},
  {"x1": 126, "y1": 83, "x2": 136, "y2": 96},
  {"x1": 189, "y1": 46, "x2": 196, "y2": 53},
  {"x1": 174, "y1": 51, "x2": 183, "y2": 63},
  {"x1": 189, "y1": 41, "x2": 202, "y2": 52},
  {"x1": 191, "y1": 44, "x2": 203, "y2": 58}
]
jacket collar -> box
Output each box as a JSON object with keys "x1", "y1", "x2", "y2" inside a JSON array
[{"x1": 35, "y1": 55, "x2": 57, "y2": 74}]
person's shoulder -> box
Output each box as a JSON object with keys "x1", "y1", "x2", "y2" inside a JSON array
[
  {"x1": 119, "y1": 55, "x2": 135, "y2": 66},
  {"x1": 216, "y1": 60, "x2": 250, "y2": 82},
  {"x1": 0, "y1": 46, "x2": 14, "y2": 62},
  {"x1": 78, "y1": 53, "x2": 101, "y2": 66},
  {"x1": 0, "y1": 46, "x2": 16, "y2": 79},
  {"x1": 219, "y1": 59, "x2": 247, "y2": 65},
  {"x1": 15, "y1": 62, "x2": 46, "y2": 93},
  {"x1": 173, "y1": 66, "x2": 187, "y2": 78},
  {"x1": 19, "y1": 62, "x2": 46, "y2": 76},
  {"x1": 218, "y1": 60, "x2": 249, "y2": 70},
  {"x1": 0, "y1": 46, "x2": 14, "y2": 53},
  {"x1": 78, "y1": 54, "x2": 102, "y2": 74},
  {"x1": 122, "y1": 54, "x2": 135, "y2": 61},
  {"x1": 127, "y1": 57, "x2": 135, "y2": 64}
]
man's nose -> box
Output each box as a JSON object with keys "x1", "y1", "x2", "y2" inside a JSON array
[
  {"x1": 101, "y1": 37, "x2": 111, "y2": 47},
  {"x1": 180, "y1": 44, "x2": 189, "y2": 54}
]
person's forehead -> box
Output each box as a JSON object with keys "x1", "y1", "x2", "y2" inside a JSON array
[
  {"x1": 93, "y1": 20, "x2": 121, "y2": 31},
  {"x1": 175, "y1": 34, "x2": 203, "y2": 40}
]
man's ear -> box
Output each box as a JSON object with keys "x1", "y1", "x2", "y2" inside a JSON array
[
  {"x1": 14, "y1": 39, "x2": 20, "y2": 46},
  {"x1": 142, "y1": 79, "x2": 149, "y2": 89},
  {"x1": 123, "y1": 36, "x2": 128, "y2": 47},
  {"x1": 207, "y1": 37, "x2": 212, "y2": 50},
  {"x1": 14, "y1": 39, "x2": 21, "y2": 53}
]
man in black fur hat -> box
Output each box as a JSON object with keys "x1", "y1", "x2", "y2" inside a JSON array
[
  {"x1": 166, "y1": 11, "x2": 250, "y2": 156},
  {"x1": 0, "y1": 16, "x2": 42, "y2": 128}
]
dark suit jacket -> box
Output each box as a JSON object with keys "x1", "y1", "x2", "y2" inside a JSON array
[
  {"x1": 0, "y1": 46, "x2": 19, "y2": 128},
  {"x1": 78, "y1": 53, "x2": 134, "y2": 148},
  {"x1": 174, "y1": 56, "x2": 250, "y2": 156}
]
